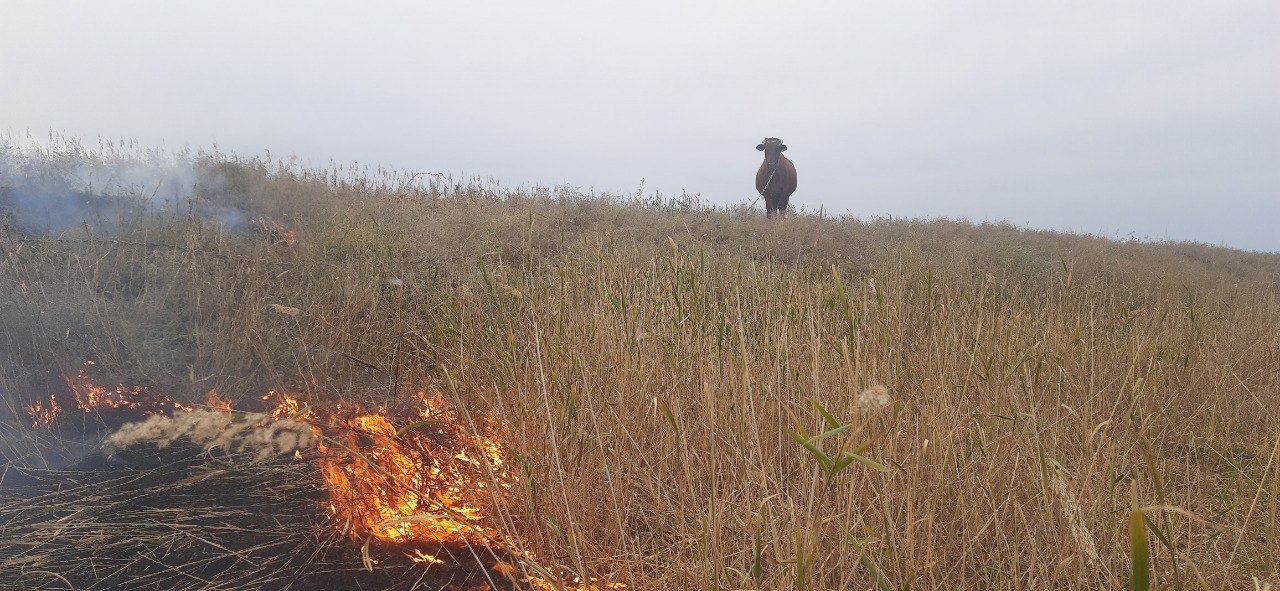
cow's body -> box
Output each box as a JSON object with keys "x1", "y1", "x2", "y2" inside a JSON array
[{"x1": 755, "y1": 138, "x2": 797, "y2": 217}]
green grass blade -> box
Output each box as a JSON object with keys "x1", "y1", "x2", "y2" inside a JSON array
[
  {"x1": 861, "y1": 553, "x2": 895, "y2": 591},
  {"x1": 788, "y1": 430, "x2": 834, "y2": 471},
  {"x1": 1129, "y1": 509, "x2": 1150, "y2": 591},
  {"x1": 839, "y1": 451, "x2": 892, "y2": 473},
  {"x1": 810, "y1": 398, "x2": 843, "y2": 429},
  {"x1": 810, "y1": 423, "x2": 854, "y2": 443},
  {"x1": 1144, "y1": 515, "x2": 1174, "y2": 554},
  {"x1": 656, "y1": 397, "x2": 679, "y2": 433}
]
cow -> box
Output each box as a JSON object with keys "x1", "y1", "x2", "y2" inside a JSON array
[{"x1": 755, "y1": 137, "x2": 797, "y2": 218}]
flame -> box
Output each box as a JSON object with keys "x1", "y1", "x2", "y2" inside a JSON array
[
  {"x1": 250, "y1": 216, "x2": 297, "y2": 246},
  {"x1": 279, "y1": 389, "x2": 511, "y2": 547},
  {"x1": 27, "y1": 361, "x2": 188, "y2": 427},
  {"x1": 407, "y1": 549, "x2": 444, "y2": 564},
  {"x1": 27, "y1": 394, "x2": 61, "y2": 427},
  {"x1": 27, "y1": 364, "x2": 625, "y2": 589},
  {"x1": 205, "y1": 390, "x2": 232, "y2": 415},
  {"x1": 266, "y1": 389, "x2": 311, "y2": 420},
  {"x1": 63, "y1": 361, "x2": 191, "y2": 415}
]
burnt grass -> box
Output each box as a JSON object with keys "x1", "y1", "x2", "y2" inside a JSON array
[{"x1": 0, "y1": 441, "x2": 519, "y2": 591}]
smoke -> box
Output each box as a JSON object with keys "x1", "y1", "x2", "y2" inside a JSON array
[
  {"x1": 0, "y1": 185, "x2": 143, "y2": 234},
  {"x1": 0, "y1": 137, "x2": 251, "y2": 235},
  {"x1": 104, "y1": 410, "x2": 315, "y2": 462}
]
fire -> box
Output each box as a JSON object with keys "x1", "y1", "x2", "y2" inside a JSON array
[
  {"x1": 27, "y1": 364, "x2": 626, "y2": 590},
  {"x1": 65, "y1": 367, "x2": 192, "y2": 414},
  {"x1": 205, "y1": 390, "x2": 232, "y2": 415},
  {"x1": 265, "y1": 389, "x2": 310, "y2": 420},
  {"x1": 250, "y1": 216, "x2": 297, "y2": 246},
  {"x1": 27, "y1": 394, "x2": 61, "y2": 427},
  {"x1": 26, "y1": 361, "x2": 189, "y2": 427},
  {"x1": 68, "y1": 361, "x2": 193, "y2": 414},
  {"x1": 265, "y1": 389, "x2": 511, "y2": 548},
  {"x1": 408, "y1": 549, "x2": 444, "y2": 564}
]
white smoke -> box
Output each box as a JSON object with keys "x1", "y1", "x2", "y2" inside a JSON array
[
  {"x1": 0, "y1": 134, "x2": 247, "y2": 234},
  {"x1": 104, "y1": 410, "x2": 316, "y2": 461}
]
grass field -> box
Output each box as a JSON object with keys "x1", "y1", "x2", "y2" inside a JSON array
[{"x1": 2, "y1": 140, "x2": 1278, "y2": 589}]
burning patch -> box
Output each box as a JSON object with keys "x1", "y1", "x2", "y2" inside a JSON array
[
  {"x1": 266, "y1": 389, "x2": 513, "y2": 550},
  {"x1": 10, "y1": 364, "x2": 625, "y2": 591},
  {"x1": 26, "y1": 360, "x2": 192, "y2": 428}
]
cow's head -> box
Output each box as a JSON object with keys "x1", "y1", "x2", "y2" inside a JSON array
[{"x1": 756, "y1": 138, "x2": 787, "y2": 169}]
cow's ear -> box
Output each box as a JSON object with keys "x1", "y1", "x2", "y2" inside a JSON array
[
  {"x1": 779, "y1": 144, "x2": 788, "y2": 152},
  {"x1": 756, "y1": 144, "x2": 765, "y2": 151}
]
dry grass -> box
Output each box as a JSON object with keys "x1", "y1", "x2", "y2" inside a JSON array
[
  {"x1": 0, "y1": 445, "x2": 518, "y2": 590},
  {"x1": 2, "y1": 140, "x2": 1278, "y2": 589},
  {"x1": 0, "y1": 447, "x2": 337, "y2": 589}
]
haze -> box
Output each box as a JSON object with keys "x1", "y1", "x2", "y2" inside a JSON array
[{"x1": 3, "y1": 1, "x2": 1278, "y2": 251}]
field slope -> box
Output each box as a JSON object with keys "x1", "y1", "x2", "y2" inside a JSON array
[{"x1": 2, "y1": 150, "x2": 1278, "y2": 589}]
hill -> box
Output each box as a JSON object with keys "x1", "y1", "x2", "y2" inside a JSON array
[{"x1": 2, "y1": 142, "x2": 1278, "y2": 589}]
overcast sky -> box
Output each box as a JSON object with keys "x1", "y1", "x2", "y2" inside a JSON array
[{"x1": 4, "y1": 1, "x2": 1278, "y2": 251}]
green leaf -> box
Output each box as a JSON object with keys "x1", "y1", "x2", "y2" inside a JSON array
[
  {"x1": 810, "y1": 423, "x2": 854, "y2": 443},
  {"x1": 832, "y1": 453, "x2": 857, "y2": 473},
  {"x1": 810, "y1": 398, "x2": 842, "y2": 429},
  {"x1": 1144, "y1": 515, "x2": 1175, "y2": 555},
  {"x1": 786, "y1": 428, "x2": 810, "y2": 447},
  {"x1": 1129, "y1": 509, "x2": 1150, "y2": 591},
  {"x1": 838, "y1": 451, "x2": 892, "y2": 473},
  {"x1": 508, "y1": 448, "x2": 533, "y2": 480},
  {"x1": 752, "y1": 525, "x2": 765, "y2": 582},
  {"x1": 790, "y1": 419, "x2": 810, "y2": 442},
  {"x1": 656, "y1": 397, "x2": 679, "y2": 433},
  {"x1": 1138, "y1": 443, "x2": 1166, "y2": 505},
  {"x1": 861, "y1": 553, "x2": 895, "y2": 591},
  {"x1": 789, "y1": 430, "x2": 833, "y2": 471},
  {"x1": 847, "y1": 535, "x2": 880, "y2": 548}
]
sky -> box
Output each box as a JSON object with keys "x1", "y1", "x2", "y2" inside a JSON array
[{"x1": 3, "y1": 1, "x2": 1278, "y2": 251}]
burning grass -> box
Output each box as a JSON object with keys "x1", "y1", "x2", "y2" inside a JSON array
[
  {"x1": 3, "y1": 368, "x2": 623, "y2": 591},
  {"x1": 0, "y1": 446, "x2": 545, "y2": 590},
  {"x1": 292, "y1": 390, "x2": 512, "y2": 547}
]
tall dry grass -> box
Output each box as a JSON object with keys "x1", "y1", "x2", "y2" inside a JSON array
[{"x1": 2, "y1": 141, "x2": 1278, "y2": 589}]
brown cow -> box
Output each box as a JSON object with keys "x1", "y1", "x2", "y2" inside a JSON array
[{"x1": 755, "y1": 137, "x2": 797, "y2": 218}]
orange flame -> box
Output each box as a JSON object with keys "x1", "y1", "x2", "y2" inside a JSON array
[
  {"x1": 205, "y1": 390, "x2": 232, "y2": 416},
  {"x1": 266, "y1": 389, "x2": 311, "y2": 420},
  {"x1": 250, "y1": 216, "x2": 297, "y2": 246},
  {"x1": 27, "y1": 361, "x2": 189, "y2": 427},
  {"x1": 63, "y1": 361, "x2": 191, "y2": 415},
  {"x1": 27, "y1": 394, "x2": 61, "y2": 427},
  {"x1": 270, "y1": 389, "x2": 511, "y2": 547}
]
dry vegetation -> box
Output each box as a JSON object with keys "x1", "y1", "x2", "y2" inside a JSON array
[{"x1": 2, "y1": 140, "x2": 1279, "y2": 590}]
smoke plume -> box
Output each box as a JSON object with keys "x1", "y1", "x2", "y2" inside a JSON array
[{"x1": 0, "y1": 136, "x2": 250, "y2": 235}]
